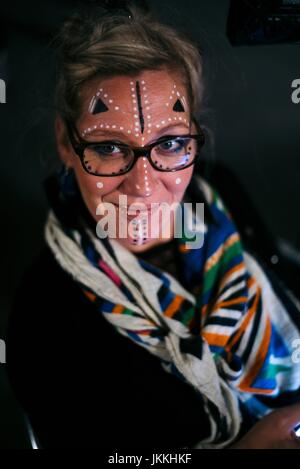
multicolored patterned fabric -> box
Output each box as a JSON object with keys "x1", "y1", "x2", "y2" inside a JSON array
[{"x1": 44, "y1": 172, "x2": 300, "y2": 448}]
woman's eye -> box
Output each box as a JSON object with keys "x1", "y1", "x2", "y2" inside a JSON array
[
  {"x1": 158, "y1": 139, "x2": 185, "y2": 153},
  {"x1": 94, "y1": 144, "x2": 121, "y2": 155}
]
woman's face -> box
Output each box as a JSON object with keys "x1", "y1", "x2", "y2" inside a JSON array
[{"x1": 57, "y1": 69, "x2": 196, "y2": 252}]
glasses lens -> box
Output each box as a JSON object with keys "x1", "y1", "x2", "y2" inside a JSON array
[
  {"x1": 83, "y1": 143, "x2": 134, "y2": 175},
  {"x1": 151, "y1": 137, "x2": 197, "y2": 170}
]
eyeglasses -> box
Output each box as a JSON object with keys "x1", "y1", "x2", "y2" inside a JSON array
[{"x1": 65, "y1": 120, "x2": 205, "y2": 177}]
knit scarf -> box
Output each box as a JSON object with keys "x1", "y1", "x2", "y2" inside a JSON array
[{"x1": 44, "y1": 170, "x2": 300, "y2": 448}]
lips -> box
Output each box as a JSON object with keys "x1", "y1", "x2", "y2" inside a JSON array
[
  {"x1": 112, "y1": 202, "x2": 160, "y2": 210},
  {"x1": 113, "y1": 202, "x2": 162, "y2": 219}
]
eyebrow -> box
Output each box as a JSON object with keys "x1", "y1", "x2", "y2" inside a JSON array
[{"x1": 83, "y1": 123, "x2": 190, "y2": 142}]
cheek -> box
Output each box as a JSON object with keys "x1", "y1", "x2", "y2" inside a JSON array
[
  {"x1": 73, "y1": 165, "x2": 123, "y2": 215},
  {"x1": 162, "y1": 167, "x2": 194, "y2": 198}
]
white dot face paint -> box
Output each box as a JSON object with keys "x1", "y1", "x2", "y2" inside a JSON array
[
  {"x1": 82, "y1": 71, "x2": 190, "y2": 142},
  {"x1": 75, "y1": 70, "x2": 195, "y2": 253},
  {"x1": 130, "y1": 215, "x2": 149, "y2": 246}
]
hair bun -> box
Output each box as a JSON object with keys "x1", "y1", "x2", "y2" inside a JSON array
[{"x1": 55, "y1": 0, "x2": 203, "y2": 123}]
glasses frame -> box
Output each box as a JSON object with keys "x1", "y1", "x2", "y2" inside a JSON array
[{"x1": 65, "y1": 119, "x2": 205, "y2": 177}]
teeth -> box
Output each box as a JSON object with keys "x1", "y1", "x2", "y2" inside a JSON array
[
  {"x1": 117, "y1": 203, "x2": 161, "y2": 216},
  {"x1": 119, "y1": 204, "x2": 160, "y2": 209},
  {"x1": 119, "y1": 206, "x2": 148, "y2": 212}
]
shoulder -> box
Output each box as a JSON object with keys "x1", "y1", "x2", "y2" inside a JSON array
[
  {"x1": 8, "y1": 245, "x2": 87, "y2": 326},
  {"x1": 14, "y1": 245, "x2": 77, "y2": 300},
  {"x1": 5, "y1": 245, "x2": 95, "y2": 375}
]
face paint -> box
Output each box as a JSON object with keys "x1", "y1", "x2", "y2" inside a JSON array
[
  {"x1": 130, "y1": 216, "x2": 149, "y2": 246},
  {"x1": 141, "y1": 157, "x2": 151, "y2": 196},
  {"x1": 135, "y1": 81, "x2": 144, "y2": 133},
  {"x1": 81, "y1": 73, "x2": 189, "y2": 147},
  {"x1": 71, "y1": 69, "x2": 195, "y2": 252},
  {"x1": 89, "y1": 96, "x2": 109, "y2": 114},
  {"x1": 173, "y1": 99, "x2": 185, "y2": 112}
]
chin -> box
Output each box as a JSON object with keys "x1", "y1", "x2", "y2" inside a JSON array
[
  {"x1": 114, "y1": 234, "x2": 172, "y2": 253},
  {"x1": 114, "y1": 236, "x2": 152, "y2": 252}
]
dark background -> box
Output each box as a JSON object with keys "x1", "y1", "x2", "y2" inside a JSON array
[{"x1": 0, "y1": 0, "x2": 300, "y2": 448}]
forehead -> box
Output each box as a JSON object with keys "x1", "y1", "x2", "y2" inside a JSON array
[{"x1": 77, "y1": 69, "x2": 190, "y2": 143}]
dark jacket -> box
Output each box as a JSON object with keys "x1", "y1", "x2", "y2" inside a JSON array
[{"x1": 5, "y1": 243, "x2": 214, "y2": 449}]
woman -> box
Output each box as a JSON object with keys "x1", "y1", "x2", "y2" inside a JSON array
[{"x1": 6, "y1": 1, "x2": 300, "y2": 449}]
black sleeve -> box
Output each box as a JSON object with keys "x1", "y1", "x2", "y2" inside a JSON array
[
  {"x1": 5, "y1": 247, "x2": 91, "y2": 448},
  {"x1": 5, "y1": 246, "x2": 212, "y2": 449}
]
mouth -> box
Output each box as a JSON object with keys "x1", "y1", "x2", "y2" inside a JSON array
[{"x1": 112, "y1": 202, "x2": 162, "y2": 218}]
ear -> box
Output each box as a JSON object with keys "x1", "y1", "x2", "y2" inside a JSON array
[{"x1": 55, "y1": 115, "x2": 75, "y2": 168}]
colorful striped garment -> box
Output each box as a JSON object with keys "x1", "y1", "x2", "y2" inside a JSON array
[{"x1": 44, "y1": 173, "x2": 300, "y2": 448}]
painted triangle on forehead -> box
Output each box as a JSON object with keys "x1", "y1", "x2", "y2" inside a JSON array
[
  {"x1": 173, "y1": 99, "x2": 185, "y2": 112},
  {"x1": 91, "y1": 98, "x2": 109, "y2": 114}
]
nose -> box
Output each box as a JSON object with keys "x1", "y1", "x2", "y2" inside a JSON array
[{"x1": 120, "y1": 156, "x2": 159, "y2": 197}]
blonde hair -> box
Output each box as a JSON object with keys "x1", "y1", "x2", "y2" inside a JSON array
[{"x1": 55, "y1": 1, "x2": 204, "y2": 123}]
